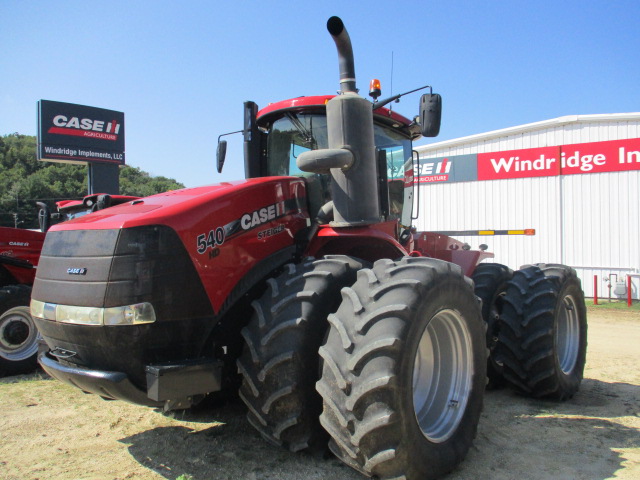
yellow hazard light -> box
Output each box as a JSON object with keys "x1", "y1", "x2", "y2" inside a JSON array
[{"x1": 369, "y1": 78, "x2": 382, "y2": 100}]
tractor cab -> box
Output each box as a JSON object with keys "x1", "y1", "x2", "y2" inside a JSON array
[{"x1": 219, "y1": 93, "x2": 427, "y2": 243}]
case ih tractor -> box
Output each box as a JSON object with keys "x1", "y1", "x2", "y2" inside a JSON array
[
  {"x1": 0, "y1": 194, "x2": 137, "y2": 377},
  {"x1": 0, "y1": 228, "x2": 44, "y2": 376},
  {"x1": 30, "y1": 17, "x2": 587, "y2": 480}
]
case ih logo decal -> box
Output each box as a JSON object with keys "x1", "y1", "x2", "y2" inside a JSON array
[
  {"x1": 416, "y1": 154, "x2": 477, "y2": 184},
  {"x1": 49, "y1": 115, "x2": 122, "y2": 142},
  {"x1": 37, "y1": 100, "x2": 125, "y2": 165},
  {"x1": 240, "y1": 202, "x2": 286, "y2": 230},
  {"x1": 67, "y1": 268, "x2": 87, "y2": 275},
  {"x1": 196, "y1": 200, "x2": 301, "y2": 256},
  {"x1": 416, "y1": 157, "x2": 453, "y2": 183},
  {"x1": 418, "y1": 138, "x2": 640, "y2": 184}
]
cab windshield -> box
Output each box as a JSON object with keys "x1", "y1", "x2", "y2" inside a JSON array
[
  {"x1": 266, "y1": 113, "x2": 328, "y2": 176},
  {"x1": 265, "y1": 112, "x2": 413, "y2": 224}
]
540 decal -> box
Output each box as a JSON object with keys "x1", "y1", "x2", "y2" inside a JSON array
[{"x1": 196, "y1": 227, "x2": 225, "y2": 254}]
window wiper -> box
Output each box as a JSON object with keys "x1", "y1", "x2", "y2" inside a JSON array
[{"x1": 286, "y1": 113, "x2": 317, "y2": 149}]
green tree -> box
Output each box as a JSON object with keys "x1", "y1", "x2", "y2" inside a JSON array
[{"x1": 0, "y1": 134, "x2": 185, "y2": 228}]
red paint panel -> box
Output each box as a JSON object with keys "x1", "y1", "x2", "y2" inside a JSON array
[
  {"x1": 478, "y1": 147, "x2": 561, "y2": 180},
  {"x1": 48, "y1": 178, "x2": 310, "y2": 312},
  {"x1": 561, "y1": 138, "x2": 640, "y2": 175},
  {"x1": 0, "y1": 227, "x2": 46, "y2": 284}
]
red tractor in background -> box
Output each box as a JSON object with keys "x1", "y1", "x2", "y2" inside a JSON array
[
  {"x1": 0, "y1": 193, "x2": 138, "y2": 376},
  {"x1": 0, "y1": 228, "x2": 44, "y2": 375},
  {"x1": 30, "y1": 17, "x2": 587, "y2": 480}
]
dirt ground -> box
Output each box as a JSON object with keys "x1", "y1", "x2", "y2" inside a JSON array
[{"x1": 1, "y1": 306, "x2": 639, "y2": 480}]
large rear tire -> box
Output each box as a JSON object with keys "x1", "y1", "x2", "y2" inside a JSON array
[
  {"x1": 496, "y1": 264, "x2": 587, "y2": 400},
  {"x1": 316, "y1": 257, "x2": 486, "y2": 480},
  {"x1": 0, "y1": 285, "x2": 39, "y2": 377},
  {"x1": 237, "y1": 255, "x2": 365, "y2": 452},
  {"x1": 472, "y1": 263, "x2": 513, "y2": 387}
]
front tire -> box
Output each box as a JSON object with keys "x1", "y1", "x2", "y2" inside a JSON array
[
  {"x1": 496, "y1": 264, "x2": 587, "y2": 400},
  {"x1": 316, "y1": 257, "x2": 486, "y2": 480},
  {"x1": 237, "y1": 255, "x2": 365, "y2": 452},
  {"x1": 0, "y1": 285, "x2": 39, "y2": 377}
]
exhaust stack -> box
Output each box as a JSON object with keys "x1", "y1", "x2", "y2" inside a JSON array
[
  {"x1": 327, "y1": 16, "x2": 357, "y2": 94},
  {"x1": 297, "y1": 17, "x2": 380, "y2": 226}
]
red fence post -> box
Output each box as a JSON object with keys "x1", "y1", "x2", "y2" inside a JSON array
[
  {"x1": 628, "y1": 275, "x2": 633, "y2": 307},
  {"x1": 593, "y1": 275, "x2": 598, "y2": 305}
]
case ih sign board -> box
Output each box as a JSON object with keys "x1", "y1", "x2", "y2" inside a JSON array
[
  {"x1": 418, "y1": 137, "x2": 640, "y2": 183},
  {"x1": 37, "y1": 100, "x2": 125, "y2": 165}
]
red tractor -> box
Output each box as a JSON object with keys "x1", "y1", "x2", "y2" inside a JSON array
[
  {"x1": 30, "y1": 17, "x2": 587, "y2": 480},
  {"x1": 0, "y1": 194, "x2": 137, "y2": 376}
]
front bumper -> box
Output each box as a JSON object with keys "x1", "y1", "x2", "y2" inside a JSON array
[
  {"x1": 39, "y1": 350, "x2": 162, "y2": 407},
  {"x1": 39, "y1": 351, "x2": 223, "y2": 409}
]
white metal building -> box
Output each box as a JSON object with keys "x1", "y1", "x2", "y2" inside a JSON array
[{"x1": 414, "y1": 113, "x2": 640, "y2": 300}]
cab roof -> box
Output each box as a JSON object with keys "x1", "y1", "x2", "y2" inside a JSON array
[{"x1": 256, "y1": 95, "x2": 421, "y2": 140}]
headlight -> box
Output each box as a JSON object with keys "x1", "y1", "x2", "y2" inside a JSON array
[
  {"x1": 30, "y1": 300, "x2": 156, "y2": 326},
  {"x1": 104, "y1": 303, "x2": 156, "y2": 325}
]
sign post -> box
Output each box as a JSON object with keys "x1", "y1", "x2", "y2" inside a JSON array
[{"x1": 37, "y1": 100, "x2": 125, "y2": 194}]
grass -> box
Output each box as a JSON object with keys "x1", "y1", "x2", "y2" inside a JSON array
[
  {"x1": 586, "y1": 298, "x2": 640, "y2": 312},
  {"x1": 0, "y1": 371, "x2": 51, "y2": 385}
]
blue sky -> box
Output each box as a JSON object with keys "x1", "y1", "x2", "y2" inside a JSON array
[{"x1": 1, "y1": 1, "x2": 638, "y2": 188}]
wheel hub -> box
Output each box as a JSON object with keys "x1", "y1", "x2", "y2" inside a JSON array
[{"x1": 3, "y1": 320, "x2": 29, "y2": 346}]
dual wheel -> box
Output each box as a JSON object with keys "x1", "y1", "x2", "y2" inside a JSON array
[
  {"x1": 238, "y1": 256, "x2": 486, "y2": 480},
  {"x1": 237, "y1": 257, "x2": 587, "y2": 479},
  {"x1": 0, "y1": 285, "x2": 39, "y2": 377},
  {"x1": 473, "y1": 263, "x2": 587, "y2": 399}
]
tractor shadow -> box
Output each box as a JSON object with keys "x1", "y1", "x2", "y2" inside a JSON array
[
  {"x1": 119, "y1": 397, "x2": 361, "y2": 480},
  {"x1": 119, "y1": 379, "x2": 639, "y2": 480}
]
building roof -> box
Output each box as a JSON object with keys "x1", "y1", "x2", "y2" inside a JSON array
[{"x1": 416, "y1": 112, "x2": 640, "y2": 152}]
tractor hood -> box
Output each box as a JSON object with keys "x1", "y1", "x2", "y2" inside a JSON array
[
  {"x1": 49, "y1": 177, "x2": 306, "y2": 233},
  {"x1": 35, "y1": 176, "x2": 310, "y2": 314}
]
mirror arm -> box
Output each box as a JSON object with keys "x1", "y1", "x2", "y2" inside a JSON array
[
  {"x1": 217, "y1": 130, "x2": 243, "y2": 143},
  {"x1": 373, "y1": 85, "x2": 431, "y2": 111},
  {"x1": 216, "y1": 130, "x2": 243, "y2": 173}
]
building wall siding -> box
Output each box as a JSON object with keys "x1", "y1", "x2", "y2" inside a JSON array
[{"x1": 414, "y1": 115, "x2": 640, "y2": 299}]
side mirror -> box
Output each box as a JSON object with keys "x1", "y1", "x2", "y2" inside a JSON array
[
  {"x1": 419, "y1": 93, "x2": 442, "y2": 137},
  {"x1": 96, "y1": 194, "x2": 112, "y2": 211},
  {"x1": 36, "y1": 202, "x2": 51, "y2": 232},
  {"x1": 216, "y1": 139, "x2": 227, "y2": 173}
]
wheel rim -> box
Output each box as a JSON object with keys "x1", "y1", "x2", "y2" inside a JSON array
[
  {"x1": 0, "y1": 308, "x2": 39, "y2": 361},
  {"x1": 412, "y1": 309, "x2": 473, "y2": 443},
  {"x1": 556, "y1": 295, "x2": 580, "y2": 375}
]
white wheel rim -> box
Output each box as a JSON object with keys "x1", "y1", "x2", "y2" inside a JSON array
[
  {"x1": 556, "y1": 295, "x2": 580, "y2": 375},
  {"x1": 0, "y1": 309, "x2": 39, "y2": 361},
  {"x1": 412, "y1": 309, "x2": 473, "y2": 443}
]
